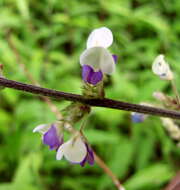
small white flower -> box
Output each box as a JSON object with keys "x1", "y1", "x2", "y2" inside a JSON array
[
  {"x1": 56, "y1": 135, "x2": 87, "y2": 163},
  {"x1": 152, "y1": 54, "x2": 173, "y2": 80},
  {"x1": 80, "y1": 27, "x2": 115, "y2": 76}
]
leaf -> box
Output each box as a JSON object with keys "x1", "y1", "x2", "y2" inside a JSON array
[{"x1": 124, "y1": 163, "x2": 175, "y2": 190}]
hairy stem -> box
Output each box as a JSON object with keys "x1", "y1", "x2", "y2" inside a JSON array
[{"x1": 0, "y1": 77, "x2": 180, "y2": 119}]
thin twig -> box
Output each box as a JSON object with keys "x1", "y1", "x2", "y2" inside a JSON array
[
  {"x1": 1, "y1": 77, "x2": 180, "y2": 119},
  {"x1": 171, "y1": 80, "x2": 180, "y2": 106},
  {"x1": 94, "y1": 153, "x2": 125, "y2": 190}
]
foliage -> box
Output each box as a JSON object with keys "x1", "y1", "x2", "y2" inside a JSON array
[{"x1": 0, "y1": 0, "x2": 180, "y2": 189}]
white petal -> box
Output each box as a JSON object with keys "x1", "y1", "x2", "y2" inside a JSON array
[
  {"x1": 56, "y1": 144, "x2": 66, "y2": 160},
  {"x1": 33, "y1": 124, "x2": 50, "y2": 134},
  {"x1": 87, "y1": 27, "x2": 113, "y2": 49},
  {"x1": 152, "y1": 54, "x2": 173, "y2": 80},
  {"x1": 99, "y1": 49, "x2": 115, "y2": 74},
  {"x1": 80, "y1": 47, "x2": 115, "y2": 74},
  {"x1": 57, "y1": 137, "x2": 87, "y2": 163}
]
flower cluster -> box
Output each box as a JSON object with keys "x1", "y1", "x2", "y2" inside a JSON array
[
  {"x1": 33, "y1": 27, "x2": 116, "y2": 167},
  {"x1": 33, "y1": 123, "x2": 94, "y2": 166},
  {"x1": 80, "y1": 27, "x2": 117, "y2": 85}
]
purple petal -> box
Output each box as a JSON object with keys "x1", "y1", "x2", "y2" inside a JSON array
[
  {"x1": 82, "y1": 65, "x2": 103, "y2": 85},
  {"x1": 112, "y1": 54, "x2": 118, "y2": 64},
  {"x1": 43, "y1": 125, "x2": 63, "y2": 150},
  {"x1": 86, "y1": 144, "x2": 94, "y2": 165},
  {"x1": 80, "y1": 144, "x2": 94, "y2": 167}
]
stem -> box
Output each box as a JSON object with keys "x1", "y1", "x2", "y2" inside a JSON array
[
  {"x1": 0, "y1": 77, "x2": 180, "y2": 119},
  {"x1": 171, "y1": 80, "x2": 180, "y2": 105},
  {"x1": 94, "y1": 153, "x2": 125, "y2": 190}
]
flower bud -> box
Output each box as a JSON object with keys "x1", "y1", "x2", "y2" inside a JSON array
[{"x1": 153, "y1": 91, "x2": 166, "y2": 102}]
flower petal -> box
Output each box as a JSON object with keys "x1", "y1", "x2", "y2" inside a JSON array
[
  {"x1": 80, "y1": 47, "x2": 115, "y2": 74},
  {"x1": 112, "y1": 54, "x2": 118, "y2": 64},
  {"x1": 86, "y1": 144, "x2": 94, "y2": 165},
  {"x1": 82, "y1": 65, "x2": 103, "y2": 85},
  {"x1": 57, "y1": 137, "x2": 87, "y2": 163},
  {"x1": 56, "y1": 144, "x2": 66, "y2": 160},
  {"x1": 33, "y1": 124, "x2": 50, "y2": 134},
  {"x1": 80, "y1": 143, "x2": 94, "y2": 167},
  {"x1": 43, "y1": 125, "x2": 63, "y2": 150},
  {"x1": 87, "y1": 27, "x2": 113, "y2": 49}
]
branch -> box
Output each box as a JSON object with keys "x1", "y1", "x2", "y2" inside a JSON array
[
  {"x1": 94, "y1": 153, "x2": 125, "y2": 190},
  {"x1": 0, "y1": 77, "x2": 180, "y2": 119}
]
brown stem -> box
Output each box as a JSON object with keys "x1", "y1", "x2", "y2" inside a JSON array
[
  {"x1": 171, "y1": 80, "x2": 180, "y2": 106},
  {"x1": 1, "y1": 77, "x2": 180, "y2": 119},
  {"x1": 94, "y1": 153, "x2": 125, "y2": 190}
]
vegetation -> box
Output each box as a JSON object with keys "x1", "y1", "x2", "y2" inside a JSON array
[{"x1": 0, "y1": 0, "x2": 180, "y2": 189}]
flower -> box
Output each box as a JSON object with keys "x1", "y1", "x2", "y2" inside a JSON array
[
  {"x1": 56, "y1": 135, "x2": 94, "y2": 166},
  {"x1": 33, "y1": 124, "x2": 63, "y2": 150},
  {"x1": 80, "y1": 27, "x2": 116, "y2": 85},
  {"x1": 131, "y1": 103, "x2": 151, "y2": 123},
  {"x1": 152, "y1": 54, "x2": 173, "y2": 80},
  {"x1": 131, "y1": 112, "x2": 147, "y2": 123}
]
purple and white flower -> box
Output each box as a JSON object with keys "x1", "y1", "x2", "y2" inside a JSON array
[
  {"x1": 131, "y1": 112, "x2": 147, "y2": 123},
  {"x1": 80, "y1": 27, "x2": 117, "y2": 85},
  {"x1": 33, "y1": 124, "x2": 63, "y2": 150},
  {"x1": 152, "y1": 54, "x2": 173, "y2": 80},
  {"x1": 56, "y1": 135, "x2": 94, "y2": 166}
]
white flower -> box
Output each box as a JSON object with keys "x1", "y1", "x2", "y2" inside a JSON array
[
  {"x1": 80, "y1": 27, "x2": 115, "y2": 75},
  {"x1": 56, "y1": 135, "x2": 87, "y2": 164},
  {"x1": 152, "y1": 54, "x2": 173, "y2": 80}
]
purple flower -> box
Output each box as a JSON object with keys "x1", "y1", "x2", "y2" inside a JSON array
[
  {"x1": 82, "y1": 65, "x2": 103, "y2": 85},
  {"x1": 80, "y1": 143, "x2": 94, "y2": 167},
  {"x1": 33, "y1": 124, "x2": 63, "y2": 150},
  {"x1": 131, "y1": 112, "x2": 147, "y2": 123}
]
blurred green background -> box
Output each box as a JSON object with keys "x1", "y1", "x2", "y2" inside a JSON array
[{"x1": 0, "y1": 0, "x2": 180, "y2": 189}]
